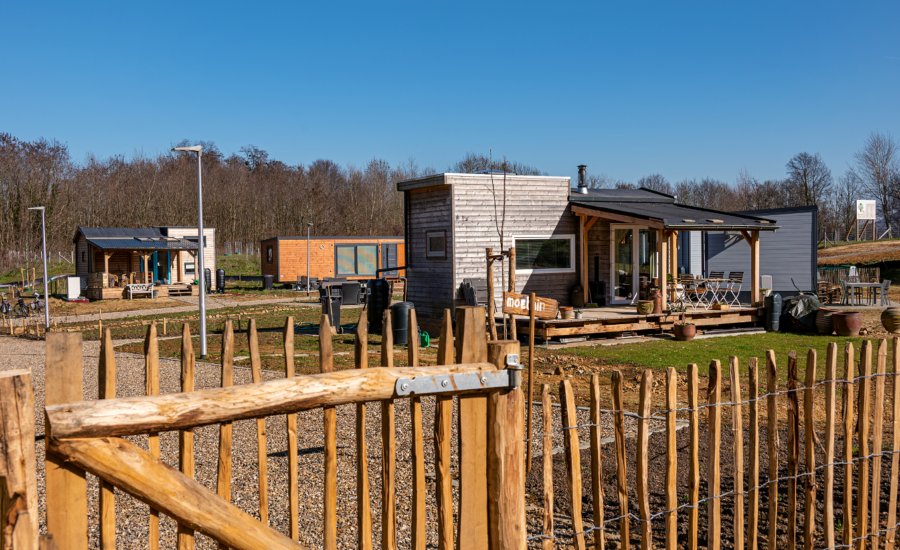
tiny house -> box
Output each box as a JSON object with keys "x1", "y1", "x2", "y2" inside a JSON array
[{"x1": 260, "y1": 236, "x2": 405, "y2": 283}]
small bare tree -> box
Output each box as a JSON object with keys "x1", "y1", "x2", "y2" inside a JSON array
[{"x1": 853, "y1": 132, "x2": 900, "y2": 234}]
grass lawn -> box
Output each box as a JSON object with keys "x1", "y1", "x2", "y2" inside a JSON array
[
  {"x1": 216, "y1": 254, "x2": 262, "y2": 276},
  {"x1": 1, "y1": 258, "x2": 74, "y2": 285}
]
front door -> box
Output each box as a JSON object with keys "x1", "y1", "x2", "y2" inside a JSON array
[{"x1": 610, "y1": 226, "x2": 658, "y2": 304}]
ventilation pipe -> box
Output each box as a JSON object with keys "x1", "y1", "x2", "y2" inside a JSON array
[{"x1": 576, "y1": 165, "x2": 588, "y2": 194}]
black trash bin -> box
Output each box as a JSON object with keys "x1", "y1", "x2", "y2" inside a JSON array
[
  {"x1": 765, "y1": 293, "x2": 782, "y2": 332},
  {"x1": 216, "y1": 269, "x2": 225, "y2": 293},
  {"x1": 390, "y1": 302, "x2": 415, "y2": 347},
  {"x1": 321, "y1": 295, "x2": 342, "y2": 330},
  {"x1": 204, "y1": 268, "x2": 212, "y2": 294},
  {"x1": 263, "y1": 274, "x2": 274, "y2": 290},
  {"x1": 368, "y1": 278, "x2": 391, "y2": 334}
]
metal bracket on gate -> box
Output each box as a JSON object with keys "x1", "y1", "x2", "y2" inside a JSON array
[{"x1": 395, "y1": 354, "x2": 524, "y2": 397}]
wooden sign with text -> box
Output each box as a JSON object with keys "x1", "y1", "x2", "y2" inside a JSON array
[{"x1": 502, "y1": 292, "x2": 558, "y2": 319}]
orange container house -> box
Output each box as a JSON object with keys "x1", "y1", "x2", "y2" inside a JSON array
[{"x1": 261, "y1": 236, "x2": 405, "y2": 283}]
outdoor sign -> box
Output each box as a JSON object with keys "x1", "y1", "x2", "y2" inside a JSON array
[
  {"x1": 502, "y1": 292, "x2": 558, "y2": 319},
  {"x1": 857, "y1": 200, "x2": 877, "y2": 220}
]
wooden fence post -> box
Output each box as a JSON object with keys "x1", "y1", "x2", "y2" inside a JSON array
[
  {"x1": 591, "y1": 373, "x2": 606, "y2": 550},
  {"x1": 636, "y1": 370, "x2": 653, "y2": 550},
  {"x1": 409, "y1": 309, "x2": 426, "y2": 550},
  {"x1": 857, "y1": 341, "x2": 873, "y2": 550},
  {"x1": 98, "y1": 329, "x2": 116, "y2": 550},
  {"x1": 559, "y1": 378, "x2": 586, "y2": 550},
  {"x1": 843, "y1": 343, "x2": 855, "y2": 548},
  {"x1": 708, "y1": 360, "x2": 722, "y2": 550},
  {"x1": 487, "y1": 340, "x2": 525, "y2": 550},
  {"x1": 381, "y1": 309, "x2": 396, "y2": 550},
  {"x1": 455, "y1": 306, "x2": 489, "y2": 549},
  {"x1": 178, "y1": 324, "x2": 196, "y2": 550},
  {"x1": 888, "y1": 337, "x2": 900, "y2": 550},
  {"x1": 786, "y1": 351, "x2": 800, "y2": 550},
  {"x1": 803, "y1": 349, "x2": 817, "y2": 550},
  {"x1": 145, "y1": 323, "x2": 161, "y2": 550},
  {"x1": 0, "y1": 370, "x2": 38, "y2": 550},
  {"x1": 217, "y1": 320, "x2": 234, "y2": 550},
  {"x1": 319, "y1": 315, "x2": 336, "y2": 550},
  {"x1": 872, "y1": 340, "x2": 888, "y2": 550},
  {"x1": 612, "y1": 370, "x2": 630, "y2": 550},
  {"x1": 687, "y1": 363, "x2": 700, "y2": 550},
  {"x1": 823, "y1": 343, "x2": 838, "y2": 550},
  {"x1": 435, "y1": 310, "x2": 455, "y2": 550},
  {"x1": 45, "y1": 332, "x2": 88, "y2": 550},
  {"x1": 748, "y1": 358, "x2": 760, "y2": 550},
  {"x1": 541, "y1": 384, "x2": 554, "y2": 550},
  {"x1": 766, "y1": 350, "x2": 779, "y2": 550},
  {"x1": 354, "y1": 312, "x2": 372, "y2": 550},
  {"x1": 729, "y1": 357, "x2": 744, "y2": 550}
]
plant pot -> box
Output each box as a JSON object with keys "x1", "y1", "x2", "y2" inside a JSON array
[
  {"x1": 674, "y1": 324, "x2": 696, "y2": 341},
  {"x1": 833, "y1": 311, "x2": 862, "y2": 337},
  {"x1": 560, "y1": 306, "x2": 574, "y2": 320},
  {"x1": 816, "y1": 307, "x2": 838, "y2": 335},
  {"x1": 882, "y1": 307, "x2": 900, "y2": 334},
  {"x1": 636, "y1": 300, "x2": 654, "y2": 315},
  {"x1": 712, "y1": 304, "x2": 730, "y2": 311},
  {"x1": 574, "y1": 310, "x2": 583, "y2": 319},
  {"x1": 650, "y1": 289, "x2": 662, "y2": 314}
]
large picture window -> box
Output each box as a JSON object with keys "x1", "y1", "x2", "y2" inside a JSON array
[
  {"x1": 336, "y1": 244, "x2": 378, "y2": 276},
  {"x1": 514, "y1": 235, "x2": 575, "y2": 274}
]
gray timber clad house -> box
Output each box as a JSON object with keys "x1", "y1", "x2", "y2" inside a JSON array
[
  {"x1": 706, "y1": 205, "x2": 817, "y2": 299},
  {"x1": 399, "y1": 171, "x2": 785, "y2": 332}
]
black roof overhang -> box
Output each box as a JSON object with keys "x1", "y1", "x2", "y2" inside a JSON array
[{"x1": 570, "y1": 201, "x2": 780, "y2": 232}]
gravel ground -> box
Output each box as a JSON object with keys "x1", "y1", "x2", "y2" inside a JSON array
[{"x1": 1, "y1": 334, "x2": 619, "y2": 549}]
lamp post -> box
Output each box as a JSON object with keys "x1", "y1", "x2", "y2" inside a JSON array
[
  {"x1": 306, "y1": 222, "x2": 313, "y2": 297},
  {"x1": 172, "y1": 145, "x2": 208, "y2": 358},
  {"x1": 27, "y1": 206, "x2": 49, "y2": 329}
]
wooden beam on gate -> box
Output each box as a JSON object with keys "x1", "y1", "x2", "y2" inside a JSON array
[
  {"x1": 47, "y1": 437, "x2": 303, "y2": 550},
  {"x1": 46, "y1": 362, "x2": 500, "y2": 439},
  {"x1": 570, "y1": 205, "x2": 665, "y2": 230}
]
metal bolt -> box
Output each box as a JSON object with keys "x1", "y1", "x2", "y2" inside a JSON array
[
  {"x1": 401, "y1": 383, "x2": 409, "y2": 391},
  {"x1": 481, "y1": 376, "x2": 487, "y2": 384},
  {"x1": 441, "y1": 379, "x2": 449, "y2": 388}
]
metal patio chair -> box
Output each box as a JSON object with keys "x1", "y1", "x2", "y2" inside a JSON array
[
  {"x1": 679, "y1": 274, "x2": 707, "y2": 310},
  {"x1": 880, "y1": 279, "x2": 892, "y2": 306},
  {"x1": 723, "y1": 271, "x2": 744, "y2": 307}
]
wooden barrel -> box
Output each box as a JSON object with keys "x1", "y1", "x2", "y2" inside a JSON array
[{"x1": 815, "y1": 307, "x2": 837, "y2": 335}]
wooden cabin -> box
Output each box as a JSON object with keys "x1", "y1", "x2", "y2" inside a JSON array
[
  {"x1": 398, "y1": 171, "x2": 784, "y2": 336},
  {"x1": 261, "y1": 236, "x2": 405, "y2": 283},
  {"x1": 73, "y1": 226, "x2": 216, "y2": 300}
]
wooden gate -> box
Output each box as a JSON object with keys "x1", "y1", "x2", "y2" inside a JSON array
[{"x1": 0, "y1": 306, "x2": 525, "y2": 550}]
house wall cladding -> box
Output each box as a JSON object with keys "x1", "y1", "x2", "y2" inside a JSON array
[
  {"x1": 449, "y1": 175, "x2": 576, "y2": 312},
  {"x1": 706, "y1": 207, "x2": 816, "y2": 295},
  {"x1": 407, "y1": 186, "x2": 454, "y2": 331},
  {"x1": 164, "y1": 228, "x2": 217, "y2": 287},
  {"x1": 264, "y1": 237, "x2": 405, "y2": 283}
]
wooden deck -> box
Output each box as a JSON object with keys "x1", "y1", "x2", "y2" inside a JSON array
[
  {"x1": 84, "y1": 284, "x2": 198, "y2": 301},
  {"x1": 513, "y1": 304, "x2": 762, "y2": 341}
]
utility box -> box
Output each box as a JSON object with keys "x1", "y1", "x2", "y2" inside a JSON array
[{"x1": 67, "y1": 276, "x2": 82, "y2": 300}]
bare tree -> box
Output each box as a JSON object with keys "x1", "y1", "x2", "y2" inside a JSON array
[
  {"x1": 785, "y1": 152, "x2": 832, "y2": 206},
  {"x1": 449, "y1": 152, "x2": 545, "y2": 176},
  {"x1": 637, "y1": 173, "x2": 673, "y2": 194},
  {"x1": 853, "y1": 132, "x2": 900, "y2": 233}
]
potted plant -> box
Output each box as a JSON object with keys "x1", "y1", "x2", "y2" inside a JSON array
[
  {"x1": 636, "y1": 300, "x2": 654, "y2": 315},
  {"x1": 712, "y1": 301, "x2": 730, "y2": 311},
  {"x1": 673, "y1": 311, "x2": 696, "y2": 341},
  {"x1": 574, "y1": 309, "x2": 583, "y2": 319}
]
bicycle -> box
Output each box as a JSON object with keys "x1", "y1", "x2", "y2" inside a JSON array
[
  {"x1": 0, "y1": 293, "x2": 11, "y2": 316},
  {"x1": 28, "y1": 293, "x2": 45, "y2": 318}
]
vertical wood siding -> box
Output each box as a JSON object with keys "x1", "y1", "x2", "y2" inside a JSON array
[{"x1": 406, "y1": 186, "x2": 454, "y2": 332}]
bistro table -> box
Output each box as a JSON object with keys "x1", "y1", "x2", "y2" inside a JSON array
[
  {"x1": 699, "y1": 278, "x2": 731, "y2": 307},
  {"x1": 845, "y1": 281, "x2": 883, "y2": 306}
]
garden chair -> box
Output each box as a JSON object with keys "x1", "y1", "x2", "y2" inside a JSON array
[
  {"x1": 839, "y1": 280, "x2": 850, "y2": 305},
  {"x1": 881, "y1": 279, "x2": 892, "y2": 306},
  {"x1": 723, "y1": 271, "x2": 744, "y2": 307},
  {"x1": 679, "y1": 274, "x2": 706, "y2": 310}
]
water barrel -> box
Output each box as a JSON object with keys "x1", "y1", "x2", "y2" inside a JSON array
[
  {"x1": 216, "y1": 269, "x2": 225, "y2": 293},
  {"x1": 204, "y1": 268, "x2": 212, "y2": 294},
  {"x1": 390, "y1": 302, "x2": 415, "y2": 346},
  {"x1": 368, "y1": 278, "x2": 391, "y2": 334},
  {"x1": 321, "y1": 296, "x2": 342, "y2": 330},
  {"x1": 765, "y1": 293, "x2": 782, "y2": 332}
]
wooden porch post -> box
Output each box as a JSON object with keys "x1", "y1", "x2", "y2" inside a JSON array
[
  {"x1": 176, "y1": 251, "x2": 183, "y2": 283},
  {"x1": 143, "y1": 254, "x2": 150, "y2": 284},
  {"x1": 669, "y1": 232, "x2": 678, "y2": 283},
  {"x1": 103, "y1": 252, "x2": 110, "y2": 275},
  {"x1": 751, "y1": 231, "x2": 760, "y2": 306},
  {"x1": 658, "y1": 229, "x2": 667, "y2": 311}
]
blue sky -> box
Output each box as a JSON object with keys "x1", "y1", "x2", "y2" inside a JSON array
[{"x1": 2, "y1": 1, "x2": 898, "y2": 184}]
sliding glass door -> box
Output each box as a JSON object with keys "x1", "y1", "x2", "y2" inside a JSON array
[{"x1": 610, "y1": 225, "x2": 658, "y2": 304}]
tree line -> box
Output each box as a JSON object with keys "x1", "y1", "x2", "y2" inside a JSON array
[{"x1": 1, "y1": 131, "x2": 897, "y2": 273}]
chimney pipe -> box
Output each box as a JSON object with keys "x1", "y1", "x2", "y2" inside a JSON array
[{"x1": 576, "y1": 165, "x2": 588, "y2": 194}]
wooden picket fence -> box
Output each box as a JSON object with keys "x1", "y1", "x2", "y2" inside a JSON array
[
  {"x1": 0, "y1": 305, "x2": 526, "y2": 550},
  {"x1": 533, "y1": 339, "x2": 900, "y2": 550}
]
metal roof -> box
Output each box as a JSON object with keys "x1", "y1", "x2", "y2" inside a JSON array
[
  {"x1": 570, "y1": 200, "x2": 779, "y2": 231},
  {"x1": 570, "y1": 187, "x2": 675, "y2": 202},
  {"x1": 83, "y1": 237, "x2": 199, "y2": 251},
  {"x1": 76, "y1": 227, "x2": 165, "y2": 240}
]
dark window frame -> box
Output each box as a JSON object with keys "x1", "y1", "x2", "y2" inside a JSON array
[
  {"x1": 425, "y1": 230, "x2": 447, "y2": 260},
  {"x1": 266, "y1": 245, "x2": 273, "y2": 264},
  {"x1": 334, "y1": 243, "x2": 379, "y2": 277}
]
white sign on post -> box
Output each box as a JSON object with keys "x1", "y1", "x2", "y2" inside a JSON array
[{"x1": 857, "y1": 200, "x2": 877, "y2": 220}]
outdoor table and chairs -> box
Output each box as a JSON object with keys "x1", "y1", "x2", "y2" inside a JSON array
[
  {"x1": 671, "y1": 272, "x2": 746, "y2": 310},
  {"x1": 841, "y1": 279, "x2": 891, "y2": 306}
]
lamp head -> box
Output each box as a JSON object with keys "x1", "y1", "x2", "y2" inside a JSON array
[
  {"x1": 172, "y1": 145, "x2": 202, "y2": 153},
  {"x1": 307, "y1": 222, "x2": 313, "y2": 227},
  {"x1": 27, "y1": 206, "x2": 45, "y2": 211}
]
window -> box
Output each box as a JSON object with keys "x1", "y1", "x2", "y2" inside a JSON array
[
  {"x1": 81, "y1": 251, "x2": 86, "y2": 263},
  {"x1": 185, "y1": 236, "x2": 208, "y2": 248},
  {"x1": 185, "y1": 262, "x2": 195, "y2": 276},
  {"x1": 266, "y1": 245, "x2": 273, "y2": 264},
  {"x1": 335, "y1": 244, "x2": 378, "y2": 276},
  {"x1": 514, "y1": 235, "x2": 575, "y2": 273},
  {"x1": 426, "y1": 230, "x2": 446, "y2": 259}
]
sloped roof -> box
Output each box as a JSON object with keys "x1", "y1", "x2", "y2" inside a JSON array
[{"x1": 74, "y1": 227, "x2": 199, "y2": 250}]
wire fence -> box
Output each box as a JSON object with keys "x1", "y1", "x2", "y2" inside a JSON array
[{"x1": 528, "y1": 340, "x2": 900, "y2": 550}]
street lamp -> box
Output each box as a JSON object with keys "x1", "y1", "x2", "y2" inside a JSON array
[
  {"x1": 172, "y1": 145, "x2": 208, "y2": 358},
  {"x1": 27, "y1": 206, "x2": 49, "y2": 329},
  {"x1": 306, "y1": 223, "x2": 313, "y2": 297}
]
